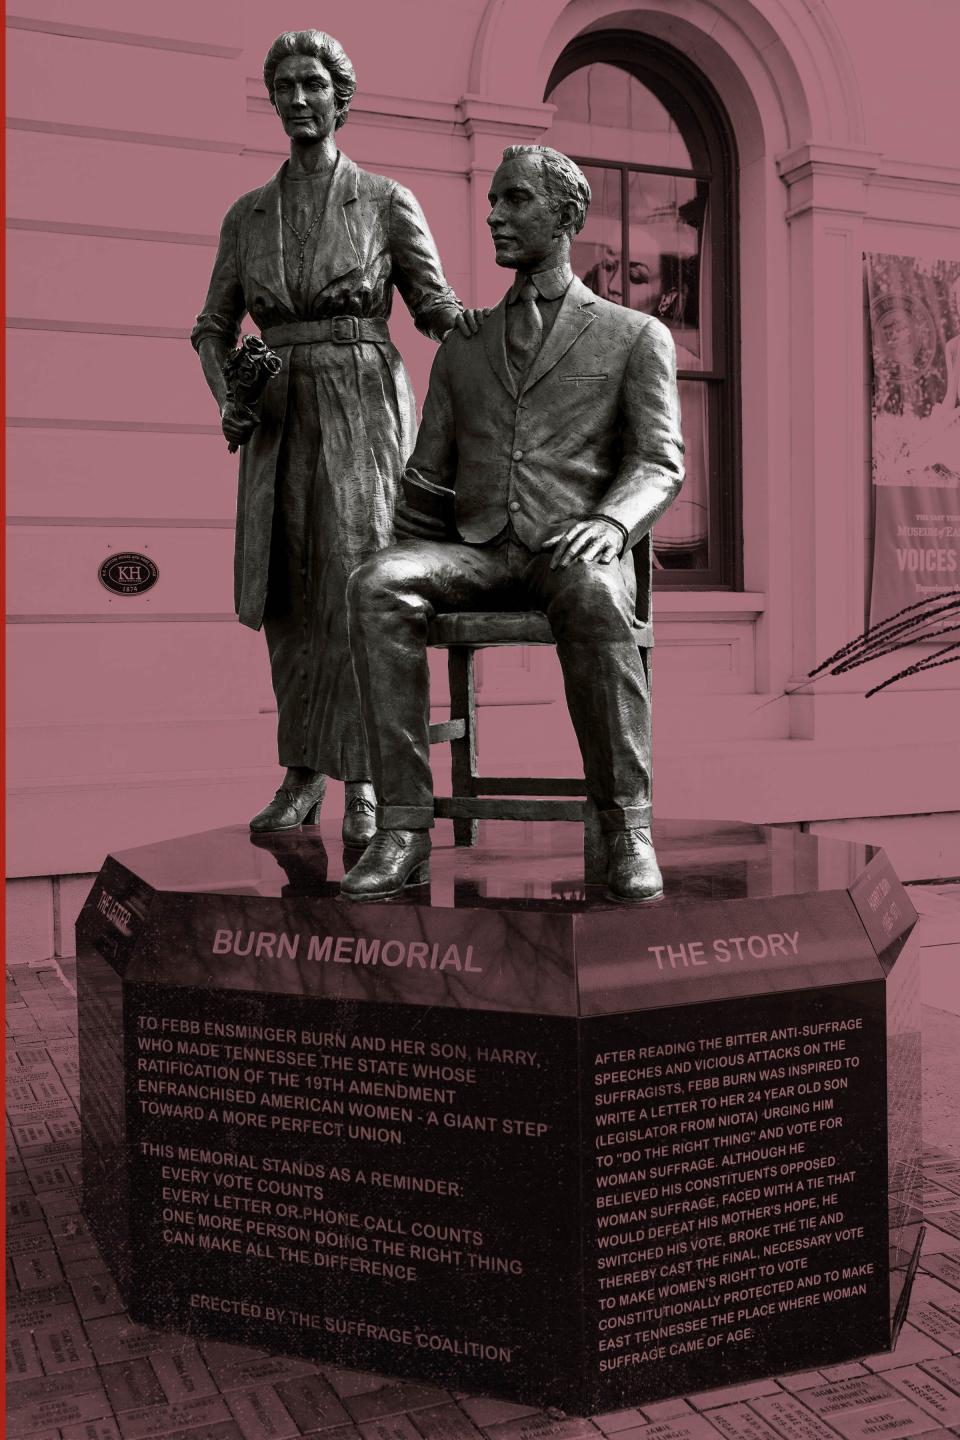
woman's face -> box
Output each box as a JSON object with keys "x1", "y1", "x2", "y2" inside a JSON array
[{"x1": 273, "y1": 54, "x2": 339, "y2": 143}]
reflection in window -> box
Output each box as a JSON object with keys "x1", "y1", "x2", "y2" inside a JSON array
[{"x1": 546, "y1": 49, "x2": 738, "y2": 584}]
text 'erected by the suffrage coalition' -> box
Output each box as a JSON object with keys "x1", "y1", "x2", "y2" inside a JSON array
[
  {"x1": 592, "y1": 1017, "x2": 874, "y2": 1372},
  {"x1": 134, "y1": 1015, "x2": 546, "y2": 1285}
]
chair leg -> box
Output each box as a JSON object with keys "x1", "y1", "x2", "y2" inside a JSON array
[
  {"x1": 448, "y1": 646, "x2": 478, "y2": 846},
  {"x1": 583, "y1": 798, "x2": 606, "y2": 885}
]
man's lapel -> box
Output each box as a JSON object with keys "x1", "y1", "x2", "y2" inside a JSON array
[
  {"x1": 249, "y1": 169, "x2": 295, "y2": 315},
  {"x1": 480, "y1": 297, "x2": 519, "y2": 400},
  {"x1": 521, "y1": 278, "x2": 596, "y2": 394},
  {"x1": 308, "y1": 153, "x2": 363, "y2": 303}
]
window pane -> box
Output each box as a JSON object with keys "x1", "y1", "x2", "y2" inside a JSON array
[
  {"x1": 572, "y1": 164, "x2": 622, "y2": 298},
  {"x1": 653, "y1": 379, "x2": 710, "y2": 570},
  {"x1": 549, "y1": 63, "x2": 692, "y2": 170},
  {"x1": 627, "y1": 173, "x2": 710, "y2": 368}
]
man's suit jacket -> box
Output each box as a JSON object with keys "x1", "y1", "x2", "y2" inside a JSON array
[{"x1": 404, "y1": 275, "x2": 685, "y2": 554}]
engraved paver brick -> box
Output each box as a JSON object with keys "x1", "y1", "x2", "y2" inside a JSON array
[
  {"x1": 84, "y1": 1315, "x2": 194, "y2": 1367},
  {"x1": 639, "y1": 1403, "x2": 696, "y2": 1423},
  {"x1": 482, "y1": 1420, "x2": 598, "y2": 1440},
  {"x1": 705, "y1": 1403, "x2": 782, "y2": 1440},
  {"x1": 225, "y1": 1386, "x2": 301, "y2": 1440},
  {"x1": 6, "y1": 1220, "x2": 58, "y2": 1259},
  {"x1": 8, "y1": 1367, "x2": 106, "y2": 1407},
  {"x1": 794, "y1": 1376, "x2": 898, "y2": 1416},
  {"x1": 898, "y1": 1302, "x2": 960, "y2": 1352},
  {"x1": 6, "y1": 1288, "x2": 78, "y2": 1329},
  {"x1": 69, "y1": 1270, "x2": 125, "y2": 1321},
  {"x1": 918, "y1": 1355, "x2": 960, "y2": 1395},
  {"x1": 60, "y1": 1419, "x2": 124, "y2": 1440},
  {"x1": 148, "y1": 1425, "x2": 244, "y2": 1440},
  {"x1": 920, "y1": 1252, "x2": 960, "y2": 1290},
  {"x1": 116, "y1": 1394, "x2": 234, "y2": 1440},
  {"x1": 12, "y1": 1249, "x2": 66, "y2": 1291},
  {"x1": 912, "y1": 1276, "x2": 960, "y2": 1326},
  {"x1": 819, "y1": 1399, "x2": 941, "y2": 1440},
  {"x1": 100, "y1": 1358, "x2": 169, "y2": 1412},
  {"x1": 919, "y1": 1227, "x2": 960, "y2": 1257},
  {"x1": 206, "y1": 1355, "x2": 320, "y2": 1394},
  {"x1": 33, "y1": 1316, "x2": 97, "y2": 1374},
  {"x1": 272, "y1": 1372, "x2": 352, "y2": 1432},
  {"x1": 776, "y1": 1374, "x2": 824, "y2": 1395},
  {"x1": 7, "y1": 1383, "x2": 113, "y2": 1436},
  {"x1": 747, "y1": 1392, "x2": 840, "y2": 1440},
  {"x1": 618, "y1": 1417, "x2": 723, "y2": 1440},
  {"x1": 357, "y1": 1416, "x2": 432, "y2": 1440},
  {"x1": 7, "y1": 1329, "x2": 45, "y2": 1381},
  {"x1": 591, "y1": 1412, "x2": 648, "y2": 1435},
  {"x1": 886, "y1": 1369, "x2": 960, "y2": 1426},
  {"x1": 411, "y1": 1403, "x2": 489, "y2": 1440},
  {"x1": 150, "y1": 1344, "x2": 220, "y2": 1404},
  {"x1": 7, "y1": 1194, "x2": 45, "y2": 1226}
]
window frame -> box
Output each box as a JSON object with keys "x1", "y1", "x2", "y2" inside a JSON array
[{"x1": 546, "y1": 33, "x2": 742, "y2": 589}]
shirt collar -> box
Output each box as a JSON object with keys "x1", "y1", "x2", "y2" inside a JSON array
[{"x1": 507, "y1": 262, "x2": 574, "y2": 303}]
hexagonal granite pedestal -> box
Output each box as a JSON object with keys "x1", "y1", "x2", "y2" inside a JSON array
[{"x1": 76, "y1": 820, "x2": 922, "y2": 1413}]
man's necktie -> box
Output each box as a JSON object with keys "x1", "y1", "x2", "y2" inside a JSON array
[{"x1": 506, "y1": 280, "x2": 544, "y2": 379}]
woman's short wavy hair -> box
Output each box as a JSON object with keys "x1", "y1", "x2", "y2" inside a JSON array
[
  {"x1": 501, "y1": 145, "x2": 591, "y2": 235},
  {"x1": 263, "y1": 30, "x2": 357, "y2": 130}
]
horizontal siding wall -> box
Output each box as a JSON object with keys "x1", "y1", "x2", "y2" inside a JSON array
[{"x1": 8, "y1": 8, "x2": 270, "y2": 876}]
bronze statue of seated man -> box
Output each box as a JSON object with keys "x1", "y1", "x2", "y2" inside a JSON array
[{"x1": 342, "y1": 145, "x2": 685, "y2": 904}]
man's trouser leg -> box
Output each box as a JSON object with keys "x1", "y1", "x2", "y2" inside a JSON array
[
  {"x1": 347, "y1": 540, "x2": 514, "y2": 830},
  {"x1": 523, "y1": 549, "x2": 652, "y2": 835}
]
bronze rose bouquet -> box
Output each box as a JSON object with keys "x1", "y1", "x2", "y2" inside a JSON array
[{"x1": 221, "y1": 335, "x2": 282, "y2": 453}]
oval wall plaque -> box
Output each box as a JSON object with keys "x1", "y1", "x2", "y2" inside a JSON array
[{"x1": 98, "y1": 552, "x2": 159, "y2": 596}]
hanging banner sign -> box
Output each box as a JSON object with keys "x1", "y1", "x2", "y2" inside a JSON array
[{"x1": 865, "y1": 251, "x2": 960, "y2": 627}]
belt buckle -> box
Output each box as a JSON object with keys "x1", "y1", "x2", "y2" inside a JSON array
[{"x1": 331, "y1": 316, "x2": 360, "y2": 344}]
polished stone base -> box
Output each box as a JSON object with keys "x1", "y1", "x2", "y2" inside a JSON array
[{"x1": 77, "y1": 820, "x2": 922, "y2": 1412}]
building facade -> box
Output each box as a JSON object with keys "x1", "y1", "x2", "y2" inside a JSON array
[{"x1": 7, "y1": 0, "x2": 960, "y2": 950}]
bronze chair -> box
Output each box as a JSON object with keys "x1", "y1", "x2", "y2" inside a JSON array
[{"x1": 426, "y1": 534, "x2": 654, "y2": 884}]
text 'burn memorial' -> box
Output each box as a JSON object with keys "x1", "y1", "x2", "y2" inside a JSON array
[{"x1": 76, "y1": 820, "x2": 922, "y2": 1412}]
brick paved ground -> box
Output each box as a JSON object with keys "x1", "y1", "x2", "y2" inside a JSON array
[{"x1": 7, "y1": 958, "x2": 960, "y2": 1440}]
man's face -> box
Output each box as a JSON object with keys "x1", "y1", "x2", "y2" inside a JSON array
[
  {"x1": 486, "y1": 156, "x2": 564, "y2": 270},
  {"x1": 273, "y1": 55, "x2": 339, "y2": 143}
]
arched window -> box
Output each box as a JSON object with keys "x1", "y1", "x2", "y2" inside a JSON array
[{"x1": 546, "y1": 35, "x2": 740, "y2": 587}]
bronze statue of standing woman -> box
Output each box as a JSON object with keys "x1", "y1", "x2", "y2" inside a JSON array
[{"x1": 192, "y1": 30, "x2": 471, "y2": 845}]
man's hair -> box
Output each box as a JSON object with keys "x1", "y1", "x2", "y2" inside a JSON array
[
  {"x1": 263, "y1": 30, "x2": 357, "y2": 130},
  {"x1": 501, "y1": 145, "x2": 591, "y2": 235}
]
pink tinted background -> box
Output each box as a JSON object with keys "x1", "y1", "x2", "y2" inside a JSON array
[{"x1": 5, "y1": 1, "x2": 959, "y2": 970}]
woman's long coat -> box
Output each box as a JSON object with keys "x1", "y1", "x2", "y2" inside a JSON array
[{"x1": 191, "y1": 154, "x2": 458, "y2": 631}]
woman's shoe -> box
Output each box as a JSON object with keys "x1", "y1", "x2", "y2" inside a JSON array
[
  {"x1": 249, "y1": 775, "x2": 327, "y2": 832},
  {"x1": 342, "y1": 781, "x2": 377, "y2": 848}
]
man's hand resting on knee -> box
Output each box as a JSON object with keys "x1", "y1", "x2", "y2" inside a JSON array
[{"x1": 541, "y1": 515, "x2": 628, "y2": 569}]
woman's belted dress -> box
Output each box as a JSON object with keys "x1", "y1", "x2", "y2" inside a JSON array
[{"x1": 191, "y1": 154, "x2": 458, "y2": 778}]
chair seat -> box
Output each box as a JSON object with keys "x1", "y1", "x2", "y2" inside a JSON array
[
  {"x1": 426, "y1": 611, "x2": 554, "y2": 647},
  {"x1": 426, "y1": 610, "x2": 653, "y2": 649}
]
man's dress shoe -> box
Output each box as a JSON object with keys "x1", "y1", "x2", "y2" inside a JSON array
[
  {"x1": 606, "y1": 827, "x2": 664, "y2": 904},
  {"x1": 340, "y1": 829, "x2": 431, "y2": 901},
  {"x1": 249, "y1": 778, "x2": 326, "y2": 833},
  {"x1": 342, "y1": 782, "x2": 377, "y2": 848}
]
